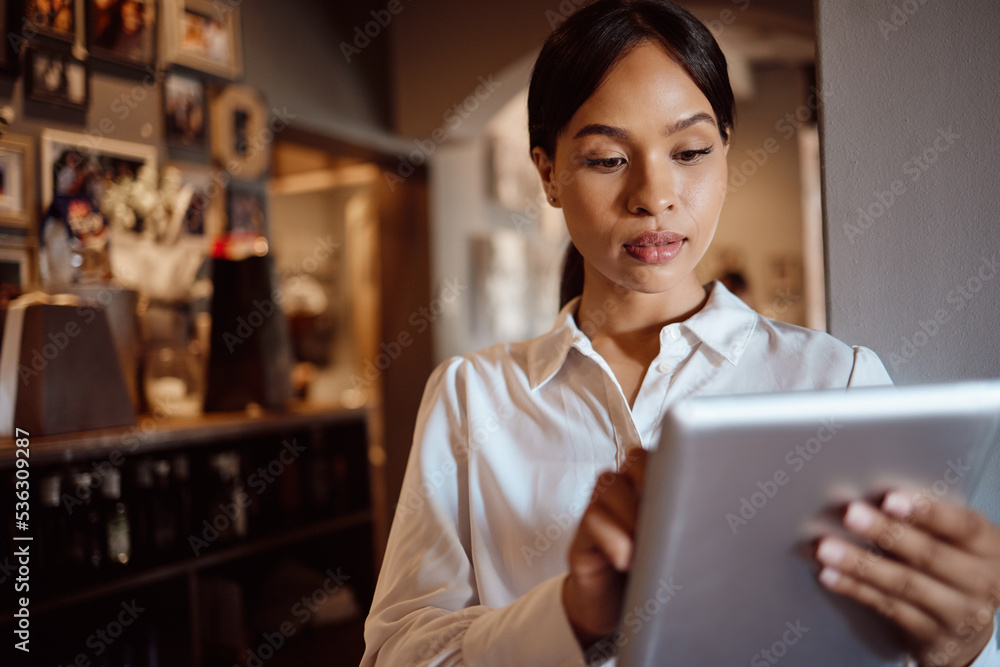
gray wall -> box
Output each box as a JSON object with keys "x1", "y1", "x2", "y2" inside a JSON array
[{"x1": 817, "y1": 0, "x2": 1000, "y2": 520}]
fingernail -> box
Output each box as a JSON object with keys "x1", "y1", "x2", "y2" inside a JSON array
[
  {"x1": 816, "y1": 539, "x2": 847, "y2": 565},
  {"x1": 819, "y1": 567, "x2": 841, "y2": 588},
  {"x1": 844, "y1": 502, "x2": 875, "y2": 531},
  {"x1": 882, "y1": 492, "x2": 913, "y2": 519}
]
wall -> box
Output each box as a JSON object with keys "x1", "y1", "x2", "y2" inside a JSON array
[
  {"x1": 817, "y1": 0, "x2": 1000, "y2": 520},
  {"x1": 391, "y1": 0, "x2": 813, "y2": 139},
  {"x1": 705, "y1": 64, "x2": 812, "y2": 323},
  {"x1": 0, "y1": 0, "x2": 399, "y2": 190}
]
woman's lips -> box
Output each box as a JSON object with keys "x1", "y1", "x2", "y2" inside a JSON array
[{"x1": 623, "y1": 231, "x2": 686, "y2": 264}]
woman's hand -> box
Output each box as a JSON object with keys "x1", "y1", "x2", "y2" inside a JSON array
[
  {"x1": 563, "y1": 447, "x2": 648, "y2": 648},
  {"x1": 815, "y1": 490, "x2": 1000, "y2": 667}
]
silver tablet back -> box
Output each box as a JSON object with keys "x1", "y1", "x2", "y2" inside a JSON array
[{"x1": 618, "y1": 380, "x2": 1000, "y2": 667}]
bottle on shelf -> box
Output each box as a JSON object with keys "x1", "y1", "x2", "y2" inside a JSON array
[
  {"x1": 172, "y1": 452, "x2": 194, "y2": 553},
  {"x1": 152, "y1": 458, "x2": 179, "y2": 552},
  {"x1": 65, "y1": 470, "x2": 104, "y2": 578},
  {"x1": 37, "y1": 472, "x2": 69, "y2": 588},
  {"x1": 207, "y1": 451, "x2": 248, "y2": 543},
  {"x1": 129, "y1": 458, "x2": 156, "y2": 565},
  {"x1": 101, "y1": 468, "x2": 132, "y2": 568}
]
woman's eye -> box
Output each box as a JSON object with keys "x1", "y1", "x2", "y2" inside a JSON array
[
  {"x1": 585, "y1": 157, "x2": 626, "y2": 170},
  {"x1": 675, "y1": 148, "x2": 713, "y2": 164}
]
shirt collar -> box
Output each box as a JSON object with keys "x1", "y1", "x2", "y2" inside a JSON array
[{"x1": 525, "y1": 281, "x2": 758, "y2": 390}]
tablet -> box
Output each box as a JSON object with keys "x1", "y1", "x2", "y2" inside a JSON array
[{"x1": 618, "y1": 380, "x2": 1000, "y2": 667}]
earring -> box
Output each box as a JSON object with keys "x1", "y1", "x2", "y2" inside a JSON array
[{"x1": 549, "y1": 195, "x2": 557, "y2": 203}]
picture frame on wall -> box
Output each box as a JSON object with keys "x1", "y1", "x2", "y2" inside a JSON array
[
  {"x1": 161, "y1": 0, "x2": 242, "y2": 79},
  {"x1": 40, "y1": 128, "x2": 157, "y2": 211},
  {"x1": 210, "y1": 84, "x2": 270, "y2": 179},
  {"x1": 22, "y1": 0, "x2": 77, "y2": 43},
  {"x1": 164, "y1": 72, "x2": 207, "y2": 150},
  {"x1": 226, "y1": 179, "x2": 268, "y2": 239},
  {"x1": 24, "y1": 45, "x2": 89, "y2": 111},
  {"x1": 0, "y1": 134, "x2": 36, "y2": 230},
  {"x1": 168, "y1": 162, "x2": 221, "y2": 237},
  {"x1": 0, "y1": 238, "x2": 38, "y2": 305},
  {"x1": 87, "y1": 0, "x2": 157, "y2": 67}
]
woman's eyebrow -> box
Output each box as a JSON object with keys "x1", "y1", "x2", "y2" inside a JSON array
[
  {"x1": 573, "y1": 124, "x2": 631, "y2": 141},
  {"x1": 572, "y1": 112, "x2": 716, "y2": 142},
  {"x1": 665, "y1": 112, "x2": 716, "y2": 135}
]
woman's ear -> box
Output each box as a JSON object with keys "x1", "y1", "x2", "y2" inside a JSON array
[{"x1": 531, "y1": 146, "x2": 560, "y2": 207}]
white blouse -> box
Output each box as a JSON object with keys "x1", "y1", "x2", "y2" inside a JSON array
[{"x1": 362, "y1": 281, "x2": 999, "y2": 667}]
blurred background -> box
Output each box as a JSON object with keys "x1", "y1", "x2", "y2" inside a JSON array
[{"x1": 0, "y1": 0, "x2": 997, "y2": 665}]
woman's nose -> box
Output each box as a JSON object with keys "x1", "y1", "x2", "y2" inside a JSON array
[{"x1": 626, "y1": 158, "x2": 676, "y2": 217}]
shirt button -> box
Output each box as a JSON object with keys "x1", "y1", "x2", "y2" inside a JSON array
[
  {"x1": 668, "y1": 328, "x2": 681, "y2": 341},
  {"x1": 657, "y1": 362, "x2": 670, "y2": 374}
]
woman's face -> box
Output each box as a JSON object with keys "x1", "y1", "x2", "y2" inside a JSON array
[{"x1": 535, "y1": 42, "x2": 730, "y2": 298}]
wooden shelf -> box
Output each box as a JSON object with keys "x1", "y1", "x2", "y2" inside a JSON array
[
  {"x1": 1, "y1": 508, "x2": 372, "y2": 621},
  {"x1": 0, "y1": 403, "x2": 369, "y2": 469}
]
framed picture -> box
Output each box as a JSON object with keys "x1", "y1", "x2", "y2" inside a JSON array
[
  {"x1": 25, "y1": 45, "x2": 89, "y2": 110},
  {"x1": 87, "y1": 0, "x2": 156, "y2": 67},
  {"x1": 164, "y1": 72, "x2": 206, "y2": 150},
  {"x1": 169, "y1": 163, "x2": 221, "y2": 237},
  {"x1": 0, "y1": 134, "x2": 36, "y2": 230},
  {"x1": 161, "y1": 0, "x2": 242, "y2": 79},
  {"x1": 40, "y1": 128, "x2": 157, "y2": 211},
  {"x1": 226, "y1": 180, "x2": 267, "y2": 238},
  {"x1": 0, "y1": 239, "x2": 38, "y2": 305},
  {"x1": 210, "y1": 84, "x2": 269, "y2": 179},
  {"x1": 23, "y1": 0, "x2": 77, "y2": 43}
]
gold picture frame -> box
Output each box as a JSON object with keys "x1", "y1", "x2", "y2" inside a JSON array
[
  {"x1": 0, "y1": 134, "x2": 36, "y2": 231},
  {"x1": 160, "y1": 0, "x2": 243, "y2": 79},
  {"x1": 210, "y1": 84, "x2": 270, "y2": 180},
  {"x1": 0, "y1": 237, "x2": 39, "y2": 300}
]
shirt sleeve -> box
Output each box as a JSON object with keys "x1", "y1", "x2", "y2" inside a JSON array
[
  {"x1": 361, "y1": 358, "x2": 587, "y2": 667},
  {"x1": 964, "y1": 616, "x2": 1000, "y2": 667},
  {"x1": 847, "y1": 345, "x2": 894, "y2": 387}
]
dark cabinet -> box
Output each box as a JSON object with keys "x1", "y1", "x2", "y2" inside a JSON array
[{"x1": 1, "y1": 407, "x2": 374, "y2": 666}]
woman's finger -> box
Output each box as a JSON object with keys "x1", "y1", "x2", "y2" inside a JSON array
[
  {"x1": 882, "y1": 490, "x2": 1000, "y2": 558},
  {"x1": 816, "y1": 536, "x2": 969, "y2": 627},
  {"x1": 817, "y1": 566, "x2": 942, "y2": 646},
  {"x1": 840, "y1": 500, "x2": 987, "y2": 597},
  {"x1": 590, "y1": 470, "x2": 642, "y2": 535},
  {"x1": 573, "y1": 499, "x2": 635, "y2": 572}
]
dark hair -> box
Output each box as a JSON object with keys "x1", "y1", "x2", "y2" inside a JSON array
[{"x1": 527, "y1": 0, "x2": 735, "y2": 307}]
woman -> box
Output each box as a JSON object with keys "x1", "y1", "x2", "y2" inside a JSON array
[{"x1": 362, "y1": 2, "x2": 1000, "y2": 665}]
